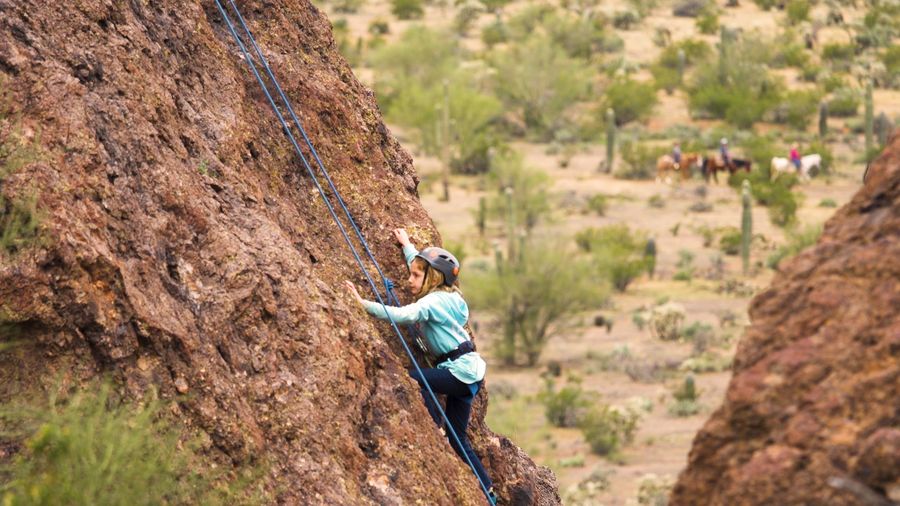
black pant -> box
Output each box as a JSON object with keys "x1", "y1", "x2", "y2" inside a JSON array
[{"x1": 409, "y1": 368, "x2": 493, "y2": 491}]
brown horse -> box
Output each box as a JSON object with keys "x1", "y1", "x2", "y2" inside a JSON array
[
  {"x1": 702, "y1": 155, "x2": 752, "y2": 183},
  {"x1": 656, "y1": 153, "x2": 701, "y2": 183}
]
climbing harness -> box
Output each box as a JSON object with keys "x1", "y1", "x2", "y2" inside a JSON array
[{"x1": 212, "y1": 2, "x2": 494, "y2": 503}]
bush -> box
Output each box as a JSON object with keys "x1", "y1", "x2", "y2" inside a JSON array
[
  {"x1": 604, "y1": 77, "x2": 658, "y2": 125},
  {"x1": 490, "y1": 33, "x2": 594, "y2": 140},
  {"x1": 334, "y1": 0, "x2": 365, "y2": 13},
  {"x1": 673, "y1": 0, "x2": 708, "y2": 16},
  {"x1": 539, "y1": 379, "x2": 592, "y2": 427},
  {"x1": 649, "y1": 302, "x2": 686, "y2": 341},
  {"x1": 391, "y1": 0, "x2": 424, "y2": 19},
  {"x1": 883, "y1": 45, "x2": 900, "y2": 78},
  {"x1": 0, "y1": 383, "x2": 267, "y2": 505},
  {"x1": 482, "y1": 21, "x2": 508, "y2": 47},
  {"x1": 752, "y1": 0, "x2": 777, "y2": 10},
  {"x1": 613, "y1": 10, "x2": 640, "y2": 29},
  {"x1": 576, "y1": 224, "x2": 649, "y2": 291},
  {"x1": 673, "y1": 250, "x2": 695, "y2": 281},
  {"x1": 822, "y1": 43, "x2": 855, "y2": 61},
  {"x1": 615, "y1": 141, "x2": 663, "y2": 180},
  {"x1": 579, "y1": 405, "x2": 640, "y2": 457},
  {"x1": 730, "y1": 169, "x2": 800, "y2": 227},
  {"x1": 454, "y1": 1, "x2": 484, "y2": 36},
  {"x1": 828, "y1": 87, "x2": 860, "y2": 117},
  {"x1": 368, "y1": 19, "x2": 390, "y2": 35},
  {"x1": 718, "y1": 226, "x2": 742, "y2": 255},
  {"x1": 773, "y1": 89, "x2": 821, "y2": 130},
  {"x1": 695, "y1": 7, "x2": 719, "y2": 34},
  {"x1": 786, "y1": 0, "x2": 810, "y2": 25},
  {"x1": 647, "y1": 194, "x2": 666, "y2": 208},
  {"x1": 766, "y1": 223, "x2": 822, "y2": 269},
  {"x1": 819, "y1": 198, "x2": 837, "y2": 208},
  {"x1": 586, "y1": 194, "x2": 608, "y2": 215}
]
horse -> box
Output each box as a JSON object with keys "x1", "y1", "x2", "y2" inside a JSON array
[
  {"x1": 771, "y1": 154, "x2": 822, "y2": 181},
  {"x1": 656, "y1": 153, "x2": 702, "y2": 183},
  {"x1": 702, "y1": 155, "x2": 752, "y2": 183}
]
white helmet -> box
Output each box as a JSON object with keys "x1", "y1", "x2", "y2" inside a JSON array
[{"x1": 720, "y1": 137, "x2": 728, "y2": 144}]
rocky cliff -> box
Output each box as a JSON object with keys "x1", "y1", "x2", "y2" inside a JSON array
[
  {"x1": 671, "y1": 134, "x2": 900, "y2": 505},
  {"x1": 0, "y1": 1, "x2": 558, "y2": 504}
]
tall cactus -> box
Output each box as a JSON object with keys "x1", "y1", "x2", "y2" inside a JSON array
[
  {"x1": 441, "y1": 79, "x2": 451, "y2": 202},
  {"x1": 476, "y1": 196, "x2": 486, "y2": 236},
  {"x1": 818, "y1": 100, "x2": 828, "y2": 139},
  {"x1": 876, "y1": 111, "x2": 890, "y2": 147},
  {"x1": 718, "y1": 27, "x2": 728, "y2": 85},
  {"x1": 605, "y1": 108, "x2": 616, "y2": 173},
  {"x1": 741, "y1": 180, "x2": 752, "y2": 275},
  {"x1": 644, "y1": 238, "x2": 657, "y2": 279},
  {"x1": 864, "y1": 79, "x2": 874, "y2": 156},
  {"x1": 677, "y1": 48, "x2": 686, "y2": 86}
]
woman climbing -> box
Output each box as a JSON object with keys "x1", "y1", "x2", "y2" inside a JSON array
[{"x1": 345, "y1": 228, "x2": 496, "y2": 503}]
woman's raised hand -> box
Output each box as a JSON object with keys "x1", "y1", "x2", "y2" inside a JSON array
[
  {"x1": 392, "y1": 228, "x2": 411, "y2": 247},
  {"x1": 344, "y1": 280, "x2": 364, "y2": 305}
]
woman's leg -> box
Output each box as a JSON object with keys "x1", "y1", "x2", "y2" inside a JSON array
[
  {"x1": 408, "y1": 368, "x2": 471, "y2": 425},
  {"x1": 445, "y1": 386, "x2": 493, "y2": 491}
]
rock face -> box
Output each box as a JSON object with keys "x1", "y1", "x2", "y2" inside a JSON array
[
  {"x1": 672, "y1": 135, "x2": 900, "y2": 506},
  {"x1": 0, "y1": 1, "x2": 558, "y2": 504}
]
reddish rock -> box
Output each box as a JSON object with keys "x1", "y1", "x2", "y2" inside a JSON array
[
  {"x1": 671, "y1": 134, "x2": 900, "y2": 505},
  {"x1": 0, "y1": 1, "x2": 558, "y2": 504}
]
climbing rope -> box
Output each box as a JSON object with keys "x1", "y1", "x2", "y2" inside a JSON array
[{"x1": 213, "y1": 2, "x2": 493, "y2": 503}]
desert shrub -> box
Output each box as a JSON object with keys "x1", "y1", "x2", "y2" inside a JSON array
[
  {"x1": 752, "y1": 0, "x2": 777, "y2": 10},
  {"x1": 673, "y1": 250, "x2": 695, "y2": 281},
  {"x1": 681, "y1": 321, "x2": 716, "y2": 354},
  {"x1": 688, "y1": 35, "x2": 786, "y2": 127},
  {"x1": 647, "y1": 194, "x2": 666, "y2": 208},
  {"x1": 543, "y1": 11, "x2": 610, "y2": 60},
  {"x1": 482, "y1": 20, "x2": 508, "y2": 47},
  {"x1": 649, "y1": 302, "x2": 686, "y2": 341},
  {"x1": 454, "y1": 0, "x2": 484, "y2": 36},
  {"x1": 490, "y1": 33, "x2": 594, "y2": 140},
  {"x1": 730, "y1": 169, "x2": 799, "y2": 227},
  {"x1": 822, "y1": 43, "x2": 856, "y2": 61},
  {"x1": 637, "y1": 474, "x2": 675, "y2": 505},
  {"x1": 679, "y1": 351, "x2": 732, "y2": 372},
  {"x1": 539, "y1": 378, "x2": 592, "y2": 427},
  {"x1": 373, "y1": 27, "x2": 502, "y2": 172},
  {"x1": 579, "y1": 405, "x2": 641, "y2": 457},
  {"x1": 0, "y1": 383, "x2": 267, "y2": 505},
  {"x1": 786, "y1": 0, "x2": 810, "y2": 25},
  {"x1": 828, "y1": 87, "x2": 860, "y2": 117},
  {"x1": 586, "y1": 194, "x2": 608, "y2": 215},
  {"x1": 774, "y1": 89, "x2": 821, "y2": 130},
  {"x1": 467, "y1": 240, "x2": 608, "y2": 366},
  {"x1": 391, "y1": 0, "x2": 424, "y2": 19},
  {"x1": 766, "y1": 223, "x2": 822, "y2": 269},
  {"x1": 576, "y1": 224, "x2": 649, "y2": 292},
  {"x1": 718, "y1": 226, "x2": 742, "y2": 255},
  {"x1": 368, "y1": 19, "x2": 390, "y2": 35},
  {"x1": 334, "y1": 0, "x2": 365, "y2": 13},
  {"x1": 819, "y1": 198, "x2": 837, "y2": 208},
  {"x1": 483, "y1": 149, "x2": 552, "y2": 231},
  {"x1": 604, "y1": 77, "x2": 658, "y2": 125},
  {"x1": 673, "y1": 0, "x2": 708, "y2": 17},
  {"x1": 695, "y1": 7, "x2": 719, "y2": 34},
  {"x1": 883, "y1": 45, "x2": 900, "y2": 78},
  {"x1": 651, "y1": 39, "x2": 711, "y2": 90},
  {"x1": 615, "y1": 141, "x2": 664, "y2": 180}
]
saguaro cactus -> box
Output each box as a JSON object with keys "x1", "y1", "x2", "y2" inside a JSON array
[
  {"x1": 605, "y1": 108, "x2": 616, "y2": 173},
  {"x1": 476, "y1": 196, "x2": 486, "y2": 236},
  {"x1": 818, "y1": 100, "x2": 828, "y2": 139},
  {"x1": 644, "y1": 238, "x2": 657, "y2": 279},
  {"x1": 677, "y1": 48, "x2": 686, "y2": 86},
  {"x1": 441, "y1": 79, "x2": 451, "y2": 202},
  {"x1": 864, "y1": 79, "x2": 874, "y2": 155},
  {"x1": 718, "y1": 27, "x2": 729, "y2": 85},
  {"x1": 741, "y1": 180, "x2": 752, "y2": 275},
  {"x1": 876, "y1": 111, "x2": 890, "y2": 147}
]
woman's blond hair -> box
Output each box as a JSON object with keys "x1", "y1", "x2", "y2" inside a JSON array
[{"x1": 412, "y1": 257, "x2": 461, "y2": 301}]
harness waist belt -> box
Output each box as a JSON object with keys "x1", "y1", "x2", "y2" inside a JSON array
[{"x1": 436, "y1": 340, "x2": 475, "y2": 364}]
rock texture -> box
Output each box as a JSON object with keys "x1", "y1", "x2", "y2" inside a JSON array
[
  {"x1": 0, "y1": 1, "x2": 558, "y2": 504},
  {"x1": 672, "y1": 134, "x2": 900, "y2": 506}
]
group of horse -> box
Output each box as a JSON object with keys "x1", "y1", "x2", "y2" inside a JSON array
[
  {"x1": 655, "y1": 152, "x2": 822, "y2": 183},
  {"x1": 655, "y1": 153, "x2": 752, "y2": 184}
]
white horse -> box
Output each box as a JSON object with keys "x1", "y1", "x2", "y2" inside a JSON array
[{"x1": 771, "y1": 154, "x2": 822, "y2": 181}]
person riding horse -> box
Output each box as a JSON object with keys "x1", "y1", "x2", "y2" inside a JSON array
[{"x1": 720, "y1": 138, "x2": 731, "y2": 168}]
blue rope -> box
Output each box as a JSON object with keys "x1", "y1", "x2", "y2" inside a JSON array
[
  {"x1": 221, "y1": 0, "x2": 433, "y2": 358},
  {"x1": 213, "y1": 2, "x2": 492, "y2": 502}
]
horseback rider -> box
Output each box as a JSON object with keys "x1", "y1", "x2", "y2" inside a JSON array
[
  {"x1": 790, "y1": 143, "x2": 801, "y2": 172},
  {"x1": 672, "y1": 142, "x2": 682, "y2": 170},
  {"x1": 720, "y1": 138, "x2": 731, "y2": 168}
]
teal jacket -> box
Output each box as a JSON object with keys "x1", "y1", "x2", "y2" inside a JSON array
[{"x1": 362, "y1": 244, "x2": 486, "y2": 384}]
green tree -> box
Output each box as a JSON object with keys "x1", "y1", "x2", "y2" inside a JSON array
[
  {"x1": 490, "y1": 33, "x2": 593, "y2": 140},
  {"x1": 575, "y1": 225, "x2": 649, "y2": 292},
  {"x1": 468, "y1": 241, "x2": 608, "y2": 366}
]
